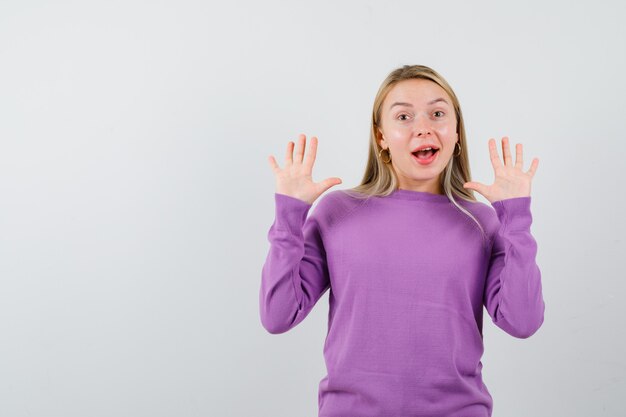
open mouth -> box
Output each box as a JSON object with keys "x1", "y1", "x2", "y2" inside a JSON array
[{"x1": 412, "y1": 147, "x2": 439, "y2": 160}]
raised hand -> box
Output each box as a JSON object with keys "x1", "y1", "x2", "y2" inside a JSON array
[
  {"x1": 268, "y1": 134, "x2": 342, "y2": 205},
  {"x1": 462, "y1": 136, "x2": 539, "y2": 203}
]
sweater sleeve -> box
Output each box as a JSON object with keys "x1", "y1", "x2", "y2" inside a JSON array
[
  {"x1": 259, "y1": 193, "x2": 331, "y2": 334},
  {"x1": 483, "y1": 196, "x2": 545, "y2": 339}
]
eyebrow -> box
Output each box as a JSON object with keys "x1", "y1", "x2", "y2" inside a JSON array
[{"x1": 389, "y1": 98, "x2": 449, "y2": 109}]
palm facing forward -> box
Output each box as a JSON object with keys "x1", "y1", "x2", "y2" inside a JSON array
[
  {"x1": 268, "y1": 134, "x2": 342, "y2": 205},
  {"x1": 463, "y1": 137, "x2": 539, "y2": 203}
]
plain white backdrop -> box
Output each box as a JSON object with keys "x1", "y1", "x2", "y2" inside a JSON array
[{"x1": 0, "y1": 1, "x2": 624, "y2": 416}]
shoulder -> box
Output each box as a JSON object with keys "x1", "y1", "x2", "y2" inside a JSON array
[
  {"x1": 310, "y1": 189, "x2": 369, "y2": 228},
  {"x1": 313, "y1": 188, "x2": 368, "y2": 214},
  {"x1": 457, "y1": 197, "x2": 500, "y2": 236}
]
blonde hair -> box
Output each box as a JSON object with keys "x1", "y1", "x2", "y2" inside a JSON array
[{"x1": 345, "y1": 64, "x2": 487, "y2": 242}]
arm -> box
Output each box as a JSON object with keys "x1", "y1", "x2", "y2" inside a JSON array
[
  {"x1": 483, "y1": 196, "x2": 545, "y2": 339},
  {"x1": 259, "y1": 193, "x2": 331, "y2": 334}
]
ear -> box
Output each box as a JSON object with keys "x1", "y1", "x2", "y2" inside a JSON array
[{"x1": 377, "y1": 127, "x2": 386, "y2": 147}]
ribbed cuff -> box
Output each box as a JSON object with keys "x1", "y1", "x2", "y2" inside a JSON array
[
  {"x1": 491, "y1": 196, "x2": 533, "y2": 232},
  {"x1": 273, "y1": 193, "x2": 312, "y2": 235}
]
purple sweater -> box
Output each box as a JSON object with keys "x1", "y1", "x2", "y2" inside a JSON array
[{"x1": 260, "y1": 188, "x2": 545, "y2": 417}]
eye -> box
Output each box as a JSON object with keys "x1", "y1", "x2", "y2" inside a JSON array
[
  {"x1": 398, "y1": 114, "x2": 410, "y2": 121},
  {"x1": 434, "y1": 111, "x2": 445, "y2": 117}
]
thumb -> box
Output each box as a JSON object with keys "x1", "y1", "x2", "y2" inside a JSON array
[
  {"x1": 463, "y1": 181, "x2": 487, "y2": 196},
  {"x1": 320, "y1": 177, "x2": 342, "y2": 192}
]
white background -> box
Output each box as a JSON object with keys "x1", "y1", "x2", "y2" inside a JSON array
[{"x1": 0, "y1": 1, "x2": 624, "y2": 416}]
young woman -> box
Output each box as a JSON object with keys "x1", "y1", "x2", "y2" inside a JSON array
[{"x1": 260, "y1": 64, "x2": 545, "y2": 417}]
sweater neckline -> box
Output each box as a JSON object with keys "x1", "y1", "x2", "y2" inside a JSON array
[{"x1": 386, "y1": 188, "x2": 450, "y2": 203}]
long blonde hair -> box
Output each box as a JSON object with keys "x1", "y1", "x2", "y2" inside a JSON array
[{"x1": 346, "y1": 64, "x2": 487, "y2": 241}]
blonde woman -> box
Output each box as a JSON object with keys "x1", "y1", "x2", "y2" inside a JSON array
[{"x1": 260, "y1": 64, "x2": 544, "y2": 417}]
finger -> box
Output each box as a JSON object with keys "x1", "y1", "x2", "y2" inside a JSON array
[
  {"x1": 501, "y1": 136, "x2": 512, "y2": 166},
  {"x1": 294, "y1": 134, "x2": 306, "y2": 164},
  {"x1": 304, "y1": 136, "x2": 318, "y2": 170},
  {"x1": 527, "y1": 158, "x2": 539, "y2": 177},
  {"x1": 321, "y1": 177, "x2": 342, "y2": 192},
  {"x1": 488, "y1": 138, "x2": 503, "y2": 170},
  {"x1": 514, "y1": 143, "x2": 523, "y2": 169},
  {"x1": 268, "y1": 155, "x2": 280, "y2": 173},
  {"x1": 463, "y1": 181, "x2": 488, "y2": 197},
  {"x1": 285, "y1": 139, "x2": 296, "y2": 165}
]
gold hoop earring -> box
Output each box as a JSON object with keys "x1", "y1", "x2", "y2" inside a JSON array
[
  {"x1": 378, "y1": 147, "x2": 392, "y2": 163},
  {"x1": 454, "y1": 142, "x2": 462, "y2": 157}
]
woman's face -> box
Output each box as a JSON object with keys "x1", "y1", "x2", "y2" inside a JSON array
[{"x1": 377, "y1": 78, "x2": 458, "y2": 194}]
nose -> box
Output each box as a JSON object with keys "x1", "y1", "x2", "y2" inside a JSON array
[{"x1": 414, "y1": 116, "x2": 432, "y2": 136}]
